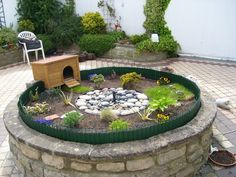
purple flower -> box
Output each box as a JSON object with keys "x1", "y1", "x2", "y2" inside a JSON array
[
  {"x1": 88, "y1": 73, "x2": 97, "y2": 81},
  {"x1": 34, "y1": 119, "x2": 53, "y2": 125}
]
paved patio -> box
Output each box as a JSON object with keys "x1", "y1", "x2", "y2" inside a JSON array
[{"x1": 0, "y1": 57, "x2": 236, "y2": 177}]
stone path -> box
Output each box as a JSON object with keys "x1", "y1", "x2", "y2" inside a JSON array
[{"x1": 0, "y1": 57, "x2": 236, "y2": 176}]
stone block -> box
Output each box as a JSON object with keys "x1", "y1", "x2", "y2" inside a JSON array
[
  {"x1": 168, "y1": 157, "x2": 187, "y2": 175},
  {"x1": 31, "y1": 161, "x2": 44, "y2": 177},
  {"x1": 96, "y1": 162, "x2": 124, "y2": 172},
  {"x1": 187, "y1": 148, "x2": 204, "y2": 162},
  {"x1": 157, "y1": 146, "x2": 186, "y2": 165},
  {"x1": 20, "y1": 143, "x2": 40, "y2": 160},
  {"x1": 42, "y1": 153, "x2": 64, "y2": 169},
  {"x1": 187, "y1": 142, "x2": 201, "y2": 154},
  {"x1": 176, "y1": 165, "x2": 194, "y2": 177},
  {"x1": 18, "y1": 152, "x2": 32, "y2": 171},
  {"x1": 44, "y1": 168, "x2": 64, "y2": 177},
  {"x1": 126, "y1": 157, "x2": 155, "y2": 171},
  {"x1": 71, "y1": 161, "x2": 92, "y2": 172},
  {"x1": 201, "y1": 129, "x2": 212, "y2": 147}
]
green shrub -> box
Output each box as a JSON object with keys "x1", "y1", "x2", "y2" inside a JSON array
[
  {"x1": 136, "y1": 39, "x2": 158, "y2": 53},
  {"x1": 91, "y1": 74, "x2": 105, "y2": 89},
  {"x1": 109, "y1": 119, "x2": 129, "y2": 131},
  {"x1": 62, "y1": 85, "x2": 93, "y2": 94},
  {"x1": 149, "y1": 97, "x2": 177, "y2": 112},
  {"x1": 0, "y1": 28, "x2": 17, "y2": 46},
  {"x1": 108, "y1": 31, "x2": 126, "y2": 42},
  {"x1": 79, "y1": 34, "x2": 115, "y2": 56},
  {"x1": 18, "y1": 19, "x2": 35, "y2": 32},
  {"x1": 16, "y1": 0, "x2": 63, "y2": 34},
  {"x1": 25, "y1": 102, "x2": 50, "y2": 115},
  {"x1": 63, "y1": 111, "x2": 83, "y2": 127},
  {"x1": 52, "y1": 15, "x2": 84, "y2": 47},
  {"x1": 37, "y1": 34, "x2": 56, "y2": 54},
  {"x1": 120, "y1": 72, "x2": 142, "y2": 89},
  {"x1": 144, "y1": 83, "x2": 194, "y2": 101},
  {"x1": 82, "y1": 12, "x2": 106, "y2": 34},
  {"x1": 157, "y1": 35, "x2": 179, "y2": 55},
  {"x1": 130, "y1": 34, "x2": 149, "y2": 44},
  {"x1": 100, "y1": 108, "x2": 118, "y2": 123},
  {"x1": 29, "y1": 87, "x2": 39, "y2": 102}
]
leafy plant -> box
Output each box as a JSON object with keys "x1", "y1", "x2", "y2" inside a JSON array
[
  {"x1": 37, "y1": 34, "x2": 56, "y2": 54},
  {"x1": 145, "y1": 83, "x2": 194, "y2": 102},
  {"x1": 62, "y1": 85, "x2": 93, "y2": 94},
  {"x1": 100, "y1": 108, "x2": 118, "y2": 123},
  {"x1": 63, "y1": 111, "x2": 83, "y2": 127},
  {"x1": 136, "y1": 39, "x2": 158, "y2": 53},
  {"x1": 120, "y1": 72, "x2": 142, "y2": 89},
  {"x1": 108, "y1": 31, "x2": 126, "y2": 42},
  {"x1": 149, "y1": 97, "x2": 177, "y2": 112},
  {"x1": 91, "y1": 74, "x2": 105, "y2": 89},
  {"x1": 156, "y1": 77, "x2": 171, "y2": 86},
  {"x1": 137, "y1": 108, "x2": 154, "y2": 121},
  {"x1": 25, "y1": 102, "x2": 50, "y2": 115},
  {"x1": 29, "y1": 87, "x2": 39, "y2": 102},
  {"x1": 58, "y1": 90, "x2": 75, "y2": 107},
  {"x1": 82, "y1": 12, "x2": 106, "y2": 34},
  {"x1": 79, "y1": 34, "x2": 116, "y2": 56},
  {"x1": 156, "y1": 113, "x2": 170, "y2": 123},
  {"x1": 18, "y1": 19, "x2": 35, "y2": 32},
  {"x1": 16, "y1": 0, "x2": 63, "y2": 34},
  {"x1": 157, "y1": 35, "x2": 179, "y2": 55},
  {"x1": 0, "y1": 28, "x2": 17, "y2": 47},
  {"x1": 52, "y1": 15, "x2": 84, "y2": 47},
  {"x1": 109, "y1": 119, "x2": 129, "y2": 131},
  {"x1": 130, "y1": 34, "x2": 149, "y2": 45},
  {"x1": 143, "y1": 0, "x2": 180, "y2": 55}
]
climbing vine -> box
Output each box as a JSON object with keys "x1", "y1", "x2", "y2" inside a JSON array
[{"x1": 143, "y1": 0, "x2": 180, "y2": 55}]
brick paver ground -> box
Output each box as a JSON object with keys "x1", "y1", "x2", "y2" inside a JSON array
[{"x1": 0, "y1": 57, "x2": 236, "y2": 177}]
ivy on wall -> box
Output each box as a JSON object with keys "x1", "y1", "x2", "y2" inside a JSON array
[{"x1": 143, "y1": 0, "x2": 180, "y2": 55}]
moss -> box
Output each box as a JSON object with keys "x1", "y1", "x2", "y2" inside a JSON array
[{"x1": 62, "y1": 85, "x2": 93, "y2": 94}]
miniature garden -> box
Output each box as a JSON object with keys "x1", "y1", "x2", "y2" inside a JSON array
[{"x1": 18, "y1": 67, "x2": 201, "y2": 144}]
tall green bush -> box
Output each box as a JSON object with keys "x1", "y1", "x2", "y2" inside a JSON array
[
  {"x1": 17, "y1": 0, "x2": 63, "y2": 34},
  {"x1": 37, "y1": 34, "x2": 56, "y2": 54},
  {"x1": 79, "y1": 34, "x2": 115, "y2": 56},
  {"x1": 143, "y1": 0, "x2": 180, "y2": 55},
  {"x1": 82, "y1": 12, "x2": 106, "y2": 34},
  {"x1": 52, "y1": 15, "x2": 84, "y2": 47},
  {"x1": 0, "y1": 28, "x2": 17, "y2": 46}
]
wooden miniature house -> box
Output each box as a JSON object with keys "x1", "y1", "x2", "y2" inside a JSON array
[{"x1": 31, "y1": 55, "x2": 80, "y2": 88}]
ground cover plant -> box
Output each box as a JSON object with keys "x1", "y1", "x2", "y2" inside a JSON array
[{"x1": 25, "y1": 71, "x2": 196, "y2": 132}]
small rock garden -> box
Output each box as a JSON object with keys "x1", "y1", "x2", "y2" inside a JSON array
[{"x1": 24, "y1": 69, "x2": 196, "y2": 133}]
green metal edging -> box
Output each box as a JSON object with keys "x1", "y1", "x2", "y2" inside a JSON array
[{"x1": 18, "y1": 67, "x2": 201, "y2": 144}]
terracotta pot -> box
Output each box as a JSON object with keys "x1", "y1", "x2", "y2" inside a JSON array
[{"x1": 209, "y1": 150, "x2": 236, "y2": 167}]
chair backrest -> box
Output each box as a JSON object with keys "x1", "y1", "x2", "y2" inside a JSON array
[{"x1": 18, "y1": 31, "x2": 36, "y2": 40}]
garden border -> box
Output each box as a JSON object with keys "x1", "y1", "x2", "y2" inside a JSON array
[{"x1": 17, "y1": 67, "x2": 201, "y2": 144}]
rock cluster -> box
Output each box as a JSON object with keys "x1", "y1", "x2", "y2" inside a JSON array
[{"x1": 75, "y1": 88, "x2": 149, "y2": 115}]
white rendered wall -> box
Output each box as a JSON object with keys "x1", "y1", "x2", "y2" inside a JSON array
[
  {"x1": 165, "y1": 0, "x2": 236, "y2": 60},
  {"x1": 2, "y1": 0, "x2": 18, "y2": 29}
]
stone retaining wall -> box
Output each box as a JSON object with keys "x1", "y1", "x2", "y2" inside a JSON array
[
  {"x1": 0, "y1": 48, "x2": 22, "y2": 67},
  {"x1": 3, "y1": 94, "x2": 216, "y2": 177},
  {"x1": 103, "y1": 43, "x2": 167, "y2": 62}
]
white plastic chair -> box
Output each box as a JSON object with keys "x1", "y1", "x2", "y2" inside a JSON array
[{"x1": 18, "y1": 31, "x2": 46, "y2": 65}]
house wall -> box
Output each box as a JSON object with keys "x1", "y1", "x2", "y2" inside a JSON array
[{"x1": 3, "y1": 0, "x2": 236, "y2": 60}]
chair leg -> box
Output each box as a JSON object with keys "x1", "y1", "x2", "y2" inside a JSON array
[
  {"x1": 23, "y1": 50, "x2": 26, "y2": 63},
  {"x1": 35, "y1": 51, "x2": 38, "y2": 60},
  {"x1": 26, "y1": 51, "x2": 30, "y2": 65},
  {"x1": 41, "y1": 48, "x2": 46, "y2": 60}
]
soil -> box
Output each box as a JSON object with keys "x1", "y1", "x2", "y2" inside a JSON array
[
  {"x1": 210, "y1": 151, "x2": 236, "y2": 165},
  {"x1": 28, "y1": 76, "x2": 196, "y2": 132}
]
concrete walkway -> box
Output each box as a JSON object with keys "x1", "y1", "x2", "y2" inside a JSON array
[{"x1": 0, "y1": 57, "x2": 236, "y2": 177}]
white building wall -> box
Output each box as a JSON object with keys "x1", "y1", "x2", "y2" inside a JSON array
[
  {"x1": 2, "y1": 0, "x2": 18, "y2": 29},
  {"x1": 3, "y1": 0, "x2": 236, "y2": 60}
]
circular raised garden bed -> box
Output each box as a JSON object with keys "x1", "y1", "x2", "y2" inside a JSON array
[
  {"x1": 3, "y1": 67, "x2": 217, "y2": 177},
  {"x1": 18, "y1": 67, "x2": 201, "y2": 144}
]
